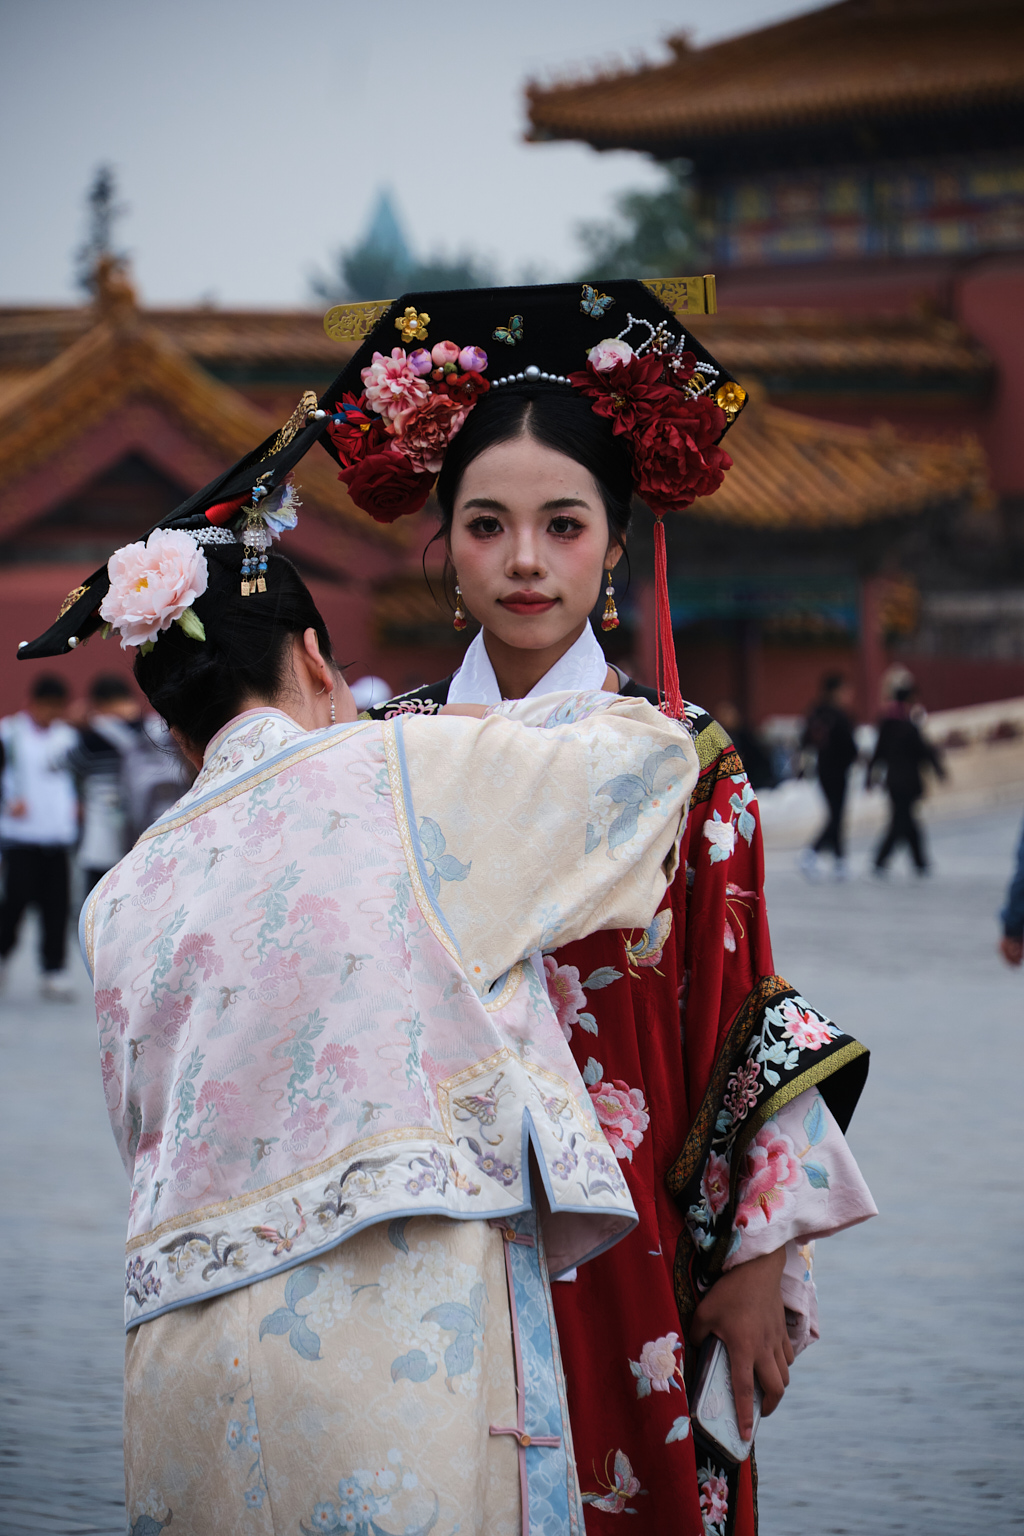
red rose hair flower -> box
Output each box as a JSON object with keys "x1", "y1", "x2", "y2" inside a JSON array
[
  {"x1": 632, "y1": 397, "x2": 732, "y2": 512},
  {"x1": 339, "y1": 449, "x2": 435, "y2": 524}
]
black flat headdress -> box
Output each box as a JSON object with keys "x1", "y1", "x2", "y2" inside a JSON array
[{"x1": 20, "y1": 278, "x2": 745, "y2": 661}]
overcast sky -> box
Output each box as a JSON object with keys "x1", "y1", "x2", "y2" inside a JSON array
[{"x1": 0, "y1": 0, "x2": 829, "y2": 309}]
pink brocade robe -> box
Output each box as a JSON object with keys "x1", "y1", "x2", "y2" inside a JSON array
[{"x1": 82, "y1": 694, "x2": 699, "y2": 1329}]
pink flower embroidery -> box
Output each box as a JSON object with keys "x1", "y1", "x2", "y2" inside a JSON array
[
  {"x1": 588, "y1": 1079, "x2": 650, "y2": 1161},
  {"x1": 173, "y1": 932, "x2": 224, "y2": 980},
  {"x1": 283, "y1": 1097, "x2": 329, "y2": 1152},
  {"x1": 361, "y1": 348, "x2": 430, "y2": 422},
  {"x1": 542, "y1": 956, "x2": 586, "y2": 1040},
  {"x1": 701, "y1": 1151, "x2": 731, "y2": 1216},
  {"x1": 241, "y1": 807, "x2": 286, "y2": 852},
  {"x1": 699, "y1": 1469, "x2": 729, "y2": 1526},
  {"x1": 190, "y1": 814, "x2": 217, "y2": 845},
  {"x1": 734, "y1": 1122, "x2": 802, "y2": 1234},
  {"x1": 288, "y1": 893, "x2": 349, "y2": 942},
  {"x1": 100, "y1": 528, "x2": 208, "y2": 650},
  {"x1": 291, "y1": 759, "x2": 330, "y2": 800},
  {"x1": 152, "y1": 993, "x2": 192, "y2": 1047},
  {"x1": 170, "y1": 1136, "x2": 212, "y2": 1195},
  {"x1": 139, "y1": 856, "x2": 177, "y2": 894},
  {"x1": 779, "y1": 999, "x2": 834, "y2": 1051},
  {"x1": 95, "y1": 987, "x2": 129, "y2": 1035},
  {"x1": 196, "y1": 1079, "x2": 243, "y2": 1122},
  {"x1": 315, "y1": 1042, "x2": 368, "y2": 1092},
  {"x1": 723, "y1": 1059, "x2": 760, "y2": 1117},
  {"x1": 636, "y1": 1332, "x2": 682, "y2": 1392}
]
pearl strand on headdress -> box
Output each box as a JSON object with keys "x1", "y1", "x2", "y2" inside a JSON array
[{"x1": 490, "y1": 363, "x2": 572, "y2": 389}]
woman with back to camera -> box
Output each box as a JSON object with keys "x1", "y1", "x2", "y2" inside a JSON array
[
  {"x1": 37, "y1": 508, "x2": 699, "y2": 1533},
  {"x1": 349, "y1": 282, "x2": 877, "y2": 1534}
]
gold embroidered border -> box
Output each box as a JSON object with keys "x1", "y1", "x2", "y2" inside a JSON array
[
  {"x1": 82, "y1": 866, "x2": 119, "y2": 976},
  {"x1": 126, "y1": 1120, "x2": 445, "y2": 1252},
  {"x1": 381, "y1": 719, "x2": 461, "y2": 966},
  {"x1": 136, "y1": 723, "x2": 372, "y2": 841},
  {"x1": 667, "y1": 974, "x2": 791, "y2": 1196},
  {"x1": 482, "y1": 962, "x2": 523, "y2": 1013}
]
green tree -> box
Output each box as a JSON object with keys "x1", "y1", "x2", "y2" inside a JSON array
[{"x1": 576, "y1": 160, "x2": 699, "y2": 281}]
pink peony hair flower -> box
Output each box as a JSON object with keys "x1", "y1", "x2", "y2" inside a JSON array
[
  {"x1": 458, "y1": 344, "x2": 488, "y2": 373},
  {"x1": 407, "y1": 348, "x2": 433, "y2": 376},
  {"x1": 100, "y1": 528, "x2": 208, "y2": 650},
  {"x1": 588, "y1": 337, "x2": 634, "y2": 373},
  {"x1": 431, "y1": 339, "x2": 461, "y2": 367},
  {"x1": 361, "y1": 348, "x2": 430, "y2": 423}
]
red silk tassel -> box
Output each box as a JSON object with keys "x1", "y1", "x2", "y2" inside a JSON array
[{"x1": 652, "y1": 514, "x2": 685, "y2": 720}]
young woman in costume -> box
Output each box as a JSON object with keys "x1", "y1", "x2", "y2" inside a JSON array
[
  {"x1": 63, "y1": 530, "x2": 696, "y2": 1535},
  {"x1": 350, "y1": 289, "x2": 877, "y2": 1535},
  {"x1": 22, "y1": 280, "x2": 875, "y2": 1536}
]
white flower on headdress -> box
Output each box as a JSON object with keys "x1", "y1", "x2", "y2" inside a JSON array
[
  {"x1": 588, "y1": 338, "x2": 634, "y2": 373},
  {"x1": 261, "y1": 482, "x2": 301, "y2": 538},
  {"x1": 100, "y1": 528, "x2": 208, "y2": 650}
]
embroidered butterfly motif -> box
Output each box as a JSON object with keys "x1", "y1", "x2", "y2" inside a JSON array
[
  {"x1": 580, "y1": 283, "x2": 615, "y2": 318},
  {"x1": 252, "y1": 1197, "x2": 306, "y2": 1256},
  {"x1": 452, "y1": 1071, "x2": 509, "y2": 1143},
  {"x1": 492, "y1": 314, "x2": 524, "y2": 345},
  {"x1": 583, "y1": 1449, "x2": 643, "y2": 1513}
]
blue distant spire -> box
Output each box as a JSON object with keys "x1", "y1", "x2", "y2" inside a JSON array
[{"x1": 362, "y1": 190, "x2": 413, "y2": 282}]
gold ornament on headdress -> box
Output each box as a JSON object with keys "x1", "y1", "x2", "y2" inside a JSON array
[
  {"x1": 395, "y1": 306, "x2": 430, "y2": 344},
  {"x1": 715, "y1": 381, "x2": 747, "y2": 422},
  {"x1": 58, "y1": 585, "x2": 89, "y2": 619}
]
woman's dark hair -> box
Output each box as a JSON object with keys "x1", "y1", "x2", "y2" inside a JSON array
[
  {"x1": 430, "y1": 387, "x2": 634, "y2": 601},
  {"x1": 133, "y1": 546, "x2": 334, "y2": 749}
]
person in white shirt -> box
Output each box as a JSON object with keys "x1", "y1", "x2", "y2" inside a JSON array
[{"x1": 0, "y1": 674, "x2": 79, "y2": 999}]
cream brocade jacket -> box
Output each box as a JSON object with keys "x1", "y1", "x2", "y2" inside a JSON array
[{"x1": 83, "y1": 691, "x2": 698, "y2": 1328}]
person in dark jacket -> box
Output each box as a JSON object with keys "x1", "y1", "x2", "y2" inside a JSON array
[
  {"x1": 867, "y1": 685, "x2": 945, "y2": 874},
  {"x1": 800, "y1": 673, "x2": 859, "y2": 879},
  {"x1": 999, "y1": 816, "x2": 1024, "y2": 965}
]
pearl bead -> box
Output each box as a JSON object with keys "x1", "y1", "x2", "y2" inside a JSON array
[
  {"x1": 17, "y1": 641, "x2": 28, "y2": 649},
  {"x1": 68, "y1": 637, "x2": 79, "y2": 648},
  {"x1": 312, "y1": 409, "x2": 326, "y2": 419},
  {"x1": 516, "y1": 372, "x2": 524, "y2": 382},
  {"x1": 524, "y1": 364, "x2": 540, "y2": 380}
]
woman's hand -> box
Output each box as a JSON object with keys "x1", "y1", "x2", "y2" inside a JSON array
[
  {"x1": 439, "y1": 703, "x2": 488, "y2": 718},
  {"x1": 690, "y1": 1245, "x2": 794, "y2": 1441}
]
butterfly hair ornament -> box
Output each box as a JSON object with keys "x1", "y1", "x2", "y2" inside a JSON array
[{"x1": 18, "y1": 278, "x2": 745, "y2": 722}]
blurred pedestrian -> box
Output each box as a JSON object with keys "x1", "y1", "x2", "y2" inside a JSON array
[
  {"x1": 867, "y1": 684, "x2": 945, "y2": 876},
  {"x1": 799, "y1": 672, "x2": 859, "y2": 880},
  {"x1": 714, "y1": 698, "x2": 778, "y2": 789},
  {"x1": 0, "y1": 674, "x2": 79, "y2": 998},
  {"x1": 998, "y1": 815, "x2": 1024, "y2": 966},
  {"x1": 70, "y1": 673, "x2": 190, "y2": 890}
]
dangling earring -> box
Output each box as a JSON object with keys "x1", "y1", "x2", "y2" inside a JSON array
[
  {"x1": 453, "y1": 583, "x2": 467, "y2": 632},
  {"x1": 330, "y1": 691, "x2": 336, "y2": 725},
  {"x1": 601, "y1": 569, "x2": 619, "y2": 631}
]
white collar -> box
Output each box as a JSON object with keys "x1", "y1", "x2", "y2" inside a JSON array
[{"x1": 447, "y1": 622, "x2": 609, "y2": 706}]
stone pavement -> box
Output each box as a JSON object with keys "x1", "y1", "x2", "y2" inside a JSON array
[
  {"x1": 756, "y1": 806, "x2": 1024, "y2": 1535},
  {"x1": 1, "y1": 807, "x2": 1022, "y2": 1535}
]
